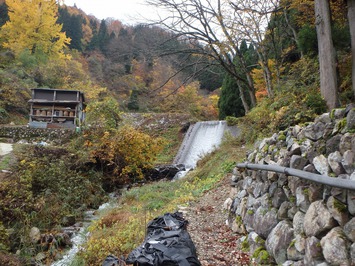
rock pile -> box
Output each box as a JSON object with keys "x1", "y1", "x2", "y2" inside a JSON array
[{"x1": 225, "y1": 106, "x2": 355, "y2": 265}]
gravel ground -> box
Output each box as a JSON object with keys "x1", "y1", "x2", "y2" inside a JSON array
[{"x1": 182, "y1": 176, "x2": 251, "y2": 266}]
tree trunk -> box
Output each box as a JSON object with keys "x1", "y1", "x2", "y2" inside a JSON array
[
  {"x1": 283, "y1": 6, "x2": 304, "y2": 59},
  {"x1": 236, "y1": 80, "x2": 250, "y2": 114},
  {"x1": 348, "y1": 0, "x2": 355, "y2": 99},
  {"x1": 314, "y1": 0, "x2": 340, "y2": 110},
  {"x1": 246, "y1": 73, "x2": 257, "y2": 108}
]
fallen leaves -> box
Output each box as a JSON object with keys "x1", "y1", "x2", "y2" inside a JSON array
[{"x1": 183, "y1": 177, "x2": 250, "y2": 266}]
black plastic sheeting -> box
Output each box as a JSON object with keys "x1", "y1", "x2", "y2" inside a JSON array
[{"x1": 102, "y1": 212, "x2": 201, "y2": 266}]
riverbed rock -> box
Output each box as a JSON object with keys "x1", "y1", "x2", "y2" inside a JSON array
[
  {"x1": 55, "y1": 232, "x2": 72, "y2": 248},
  {"x1": 29, "y1": 227, "x2": 41, "y2": 244}
]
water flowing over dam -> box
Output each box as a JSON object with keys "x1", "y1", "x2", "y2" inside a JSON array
[{"x1": 174, "y1": 120, "x2": 230, "y2": 169}]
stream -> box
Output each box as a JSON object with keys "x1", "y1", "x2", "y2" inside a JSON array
[
  {"x1": 51, "y1": 200, "x2": 117, "y2": 266},
  {"x1": 51, "y1": 120, "x2": 232, "y2": 264}
]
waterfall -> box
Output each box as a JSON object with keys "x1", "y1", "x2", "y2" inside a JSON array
[{"x1": 174, "y1": 121, "x2": 227, "y2": 171}]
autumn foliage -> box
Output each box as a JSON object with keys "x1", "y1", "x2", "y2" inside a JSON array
[
  {"x1": 83, "y1": 125, "x2": 165, "y2": 184},
  {"x1": 1, "y1": 0, "x2": 70, "y2": 59}
]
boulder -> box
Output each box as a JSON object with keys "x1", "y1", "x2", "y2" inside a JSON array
[
  {"x1": 304, "y1": 236, "x2": 324, "y2": 265},
  {"x1": 304, "y1": 201, "x2": 336, "y2": 237},
  {"x1": 266, "y1": 220, "x2": 294, "y2": 265},
  {"x1": 320, "y1": 227, "x2": 350, "y2": 265},
  {"x1": 302, "y1": 122, "x2": 325, "y2": 141},
  {"x1": 326, "y1": 196, "x2": 349, "y2": 227},
  {"x1": 287, "y1": 235, "x2": 306, "y2": 261},
  {"x1": 328, "y1": 151, "x2": 346, "y2": 176},
  {"x1": 272, "y1": 187, "x2": 288, "y2": 208},
  {"x1": 347, "y1": 172, "x2": 355, "y2": 215},
  {"x1": 344, "y1": 218, "x2": 355, "y2": 242},
  {"x1": 312, "y1": 155, "x2": 330, "y2": 176},
  {"x1": 295, "y1": 186, "x2": 310, "y2": 213},
  {"x1": 351, "y1": 243, "x2": 355, "y2": 266},
  {"x1": 342, "y1": 150, "x2": 355, "y2": 174},
  {"x1": 278, "y1": 201, "x2": 292, "y2": 220},
  {"x1": 340, "y1": 133, "x2": 353, "y2": 155},
  {"x1": 293, "y1": 211, "x2": 305, "y2": 236},
  {"x1": 253, "y1": 207, "x2": 279, "y2": 239},
  {"x1": 247, "y1": 231, "x2": 265, "y2": 255},
  {"x1": 290, "y1": 155, "x2": 308, "y2": 170},
  {"x1": 326, "y1": 135, "x2": 342, "y2": 156}
]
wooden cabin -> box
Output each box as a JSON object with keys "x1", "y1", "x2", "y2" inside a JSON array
[{"x1": 28, "y1": 88, "x2": 85, "y2": 129}]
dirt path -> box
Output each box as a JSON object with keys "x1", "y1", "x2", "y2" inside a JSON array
[{"x1": 183, "y1": 176, "x2": 250, "y2": 266}]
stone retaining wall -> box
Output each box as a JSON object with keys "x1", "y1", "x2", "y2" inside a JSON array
[
  {"x1": 0, "y1": 126, "x2": 75, "y2": 144},
  {"x1": 225, "y1": 106, "x2": 355, "y2": 265}
]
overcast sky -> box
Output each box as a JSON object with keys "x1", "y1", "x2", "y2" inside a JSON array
[{"x1": 63, "y1": 0, "x2": 161, "y2": 24}]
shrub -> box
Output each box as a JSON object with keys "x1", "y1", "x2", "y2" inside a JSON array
[
  {"x1": 225, "y1": 116, "x2": 238, "y2": 126},
  {"x1": 85, "y1": 98, "x2": 122, "y2": 129},
  {"x1": 2, "y1": 145, "x2": 106, "y2": 228},
  {"x1": 0, "y1": 107, "x2": 9, "y2": 123},
  {"x1": 87, "y1": 125, "x2": 165, "y2": 184}
]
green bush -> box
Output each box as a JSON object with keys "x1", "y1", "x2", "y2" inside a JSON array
[
  {"x1": 0, "y1": 221, "x2": 10, "y2": 251},
  {"x1": 0, "y1": 108, "x2": 9, "y2": 123},
  {"x1": 225, "y1": 116, "x2": 238, "y2": 126},
  {"x1": 1, "y1": 145, "x2": 106, "y2": 229}
]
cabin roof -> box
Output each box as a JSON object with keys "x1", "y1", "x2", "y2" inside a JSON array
[{"x1": 29, "y1": 88, "x2": 86, "y2": 103}]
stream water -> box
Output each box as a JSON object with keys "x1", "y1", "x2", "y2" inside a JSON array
[
  {"x1": 51, "y1": 200, "x2": 117, "y2": 266},
  {"x1": 0, "y1": 143, "x2": 13, "y2": 156}
]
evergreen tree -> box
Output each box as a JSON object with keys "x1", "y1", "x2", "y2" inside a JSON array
[
  {"x1": 87, "y1": 19, "x2": 99, "y2": 51},
  {"x1": 98, "y1": 19, "x2": 109, "y2": 53},
  {"x1": 218, "y1": 41, "x2": 257, "y2": 119},
  {"x1": 0, "y1": 3, "x2": 8, "y2": 27},
  {"x1": 127, "y1": 90, "x2": 139, "y2": 111},
  {"x1": 218, "y1": 73, "x2": 245, "y2": 119},
  {"x1": 87, "y1": 19, "x2": 109, "y2": 53},
  {"x1": 58, "y1": 7, "x2": 83, "y2": 51}
]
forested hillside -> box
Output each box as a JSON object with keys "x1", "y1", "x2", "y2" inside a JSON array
[
  {"x1": 0, "y1": 0, "x2": 355, "y2": 265},
  {"x1": 0, "y1": 1, "x2": 222, "y2": 123},
  {"x1": 0, "y1": 0, "x2": 353, "y2": 126}
]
